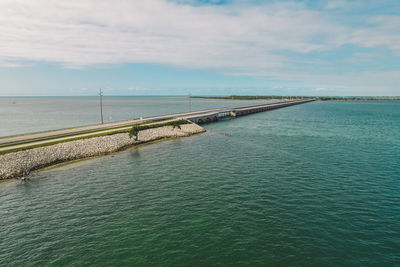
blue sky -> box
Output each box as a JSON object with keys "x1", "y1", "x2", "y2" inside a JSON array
[{"x1": 0, "y1": 0, "x2": 399, "y2": 96}]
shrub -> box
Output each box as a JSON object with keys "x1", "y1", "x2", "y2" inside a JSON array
[{"x1": 129, "y1": 119, "x2": 190, "y2": 140}]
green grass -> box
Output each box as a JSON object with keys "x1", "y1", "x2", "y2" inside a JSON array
[
  {"x1": 0, "y1": 119, "x2": 191, "y2": 156},
  {"x1": 0, "y1": 120, "x2": 158, "y2": 149},
  {"x1": 0, "y1": 129, "x2": 130, "y2": 156}
]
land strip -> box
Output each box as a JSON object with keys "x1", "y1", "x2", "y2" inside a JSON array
[
  {"x1": 0, "y1": 119, "x2": 190, "y2": 155},
  {"x1": 0, "y1": 121, "x2": 205, "y2": 180}
]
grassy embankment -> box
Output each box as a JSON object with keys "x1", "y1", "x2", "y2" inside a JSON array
[
  {"x1": 0, "y1": 119, "x2": 191, "y2": 156},
  {"x1": 192, "y1": 96, "x2": 400, "y2": 101}
]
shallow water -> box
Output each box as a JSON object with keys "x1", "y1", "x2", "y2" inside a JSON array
[{"x1": 1, "y1": 100, "x2": 399, "y2": 265}]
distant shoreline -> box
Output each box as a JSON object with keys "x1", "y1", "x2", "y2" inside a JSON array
[{"x1": 192, "y1": 96, "x2": 400, "y2": 101}]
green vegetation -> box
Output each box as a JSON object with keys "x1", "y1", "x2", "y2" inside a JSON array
[
  {"x1": 0, "y1": 129, "x2": 130, "y2": 156},
  {"x1": 192, "y1": 96, "x2": 400, "y2": 101},
  {"x1": 0, "y1": 119, "x2": 191, "y2": 156},
  {"x1": 129, "y1": 119, "x2": 190, "y2": 140},
  {"x1": 0, "y1": 120, "x2": 163, "y2": 150}
]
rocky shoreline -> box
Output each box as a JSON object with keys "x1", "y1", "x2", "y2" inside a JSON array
[{"x1": 0, "y1": 123, "x2": 205, "y2": 180}]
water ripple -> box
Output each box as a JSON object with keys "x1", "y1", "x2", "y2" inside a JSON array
[{"x1": 1, "y1": 101, "x2": 400, "y2": 265}]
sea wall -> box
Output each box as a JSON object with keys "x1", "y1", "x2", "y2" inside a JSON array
[{"x1": 0, "y1": 123, "x2": 205, "y2": 180}]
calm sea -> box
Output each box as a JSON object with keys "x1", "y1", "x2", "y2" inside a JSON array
[{"x1": 1, "y1": 99, "x2": 399, "y2": 265}]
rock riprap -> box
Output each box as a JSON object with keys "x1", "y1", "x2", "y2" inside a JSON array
[{"x1": 0, "y1": 123, "x2": 205, "y2": 180}]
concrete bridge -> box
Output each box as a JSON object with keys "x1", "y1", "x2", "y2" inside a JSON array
[{"x1": 184, "y1": 99, "x2": 314, "y2": 124}]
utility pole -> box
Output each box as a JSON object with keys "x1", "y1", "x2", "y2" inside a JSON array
[
  {"x1": 188, "y1": 93, "x2": 192, "y2": 112},
  {"x1": 99, "y1": 88, "x2": 104, "y2": 124}
]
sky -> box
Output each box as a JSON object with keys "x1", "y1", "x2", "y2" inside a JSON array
[{"x1": 0, "y1": 0, "x2": 399, "y2": 96}]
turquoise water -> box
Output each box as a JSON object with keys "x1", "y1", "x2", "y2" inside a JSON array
[
  {"x1": 1, "y1": 100, "x2": 400, "y2": 265},
  {"x1": 0, "y1": 96, "x2": 274, "y2": 137}
]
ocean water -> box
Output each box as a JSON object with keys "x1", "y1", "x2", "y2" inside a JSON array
[
  {"x1": 1, "y1": 100, "x2": 400, "y2": 265},
  {"x1": 0, "y1": 96, "x2": 274, "y2": 137}
]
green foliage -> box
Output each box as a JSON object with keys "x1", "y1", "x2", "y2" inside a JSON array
[
  {"x1": 129, "y1": 125, "x2": 141, "y2": 140},
  {"x1": 0, "y1": 119, "x2": 191, "y2": 156},
  {"x1": 129, "y1": 119, "x2": 190, "y2": 140},
  {"x1": 0, "y1": 129, "x2": 130, "y2": 156},
  {"x1": 169, "y1": 119, "x2": 187, "y2": 129}
]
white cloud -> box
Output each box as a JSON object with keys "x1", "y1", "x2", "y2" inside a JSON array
[
  {"x1": 349, "y1": 15, "x2": 400, "y2": 54},
  {"x1": 0, "y1": 0, "x2": 399, "y2": 95},
  {"x1": 274, "y1": 70, "x2": 400, "y2": 95},
  {"x1": 0, "y1": 0, "x2": 351, "y2": 69},
  {"x1": 324, "y1": 0, "x2": 363, "y2": 10}
]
